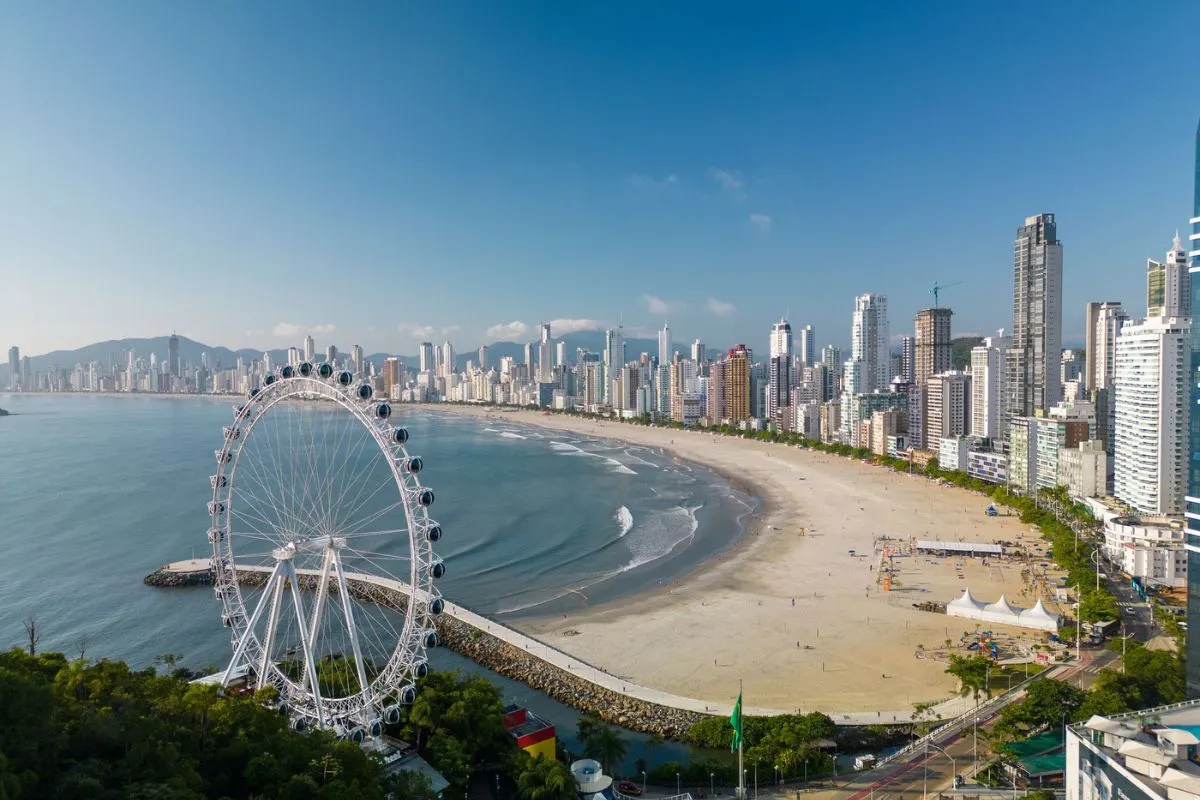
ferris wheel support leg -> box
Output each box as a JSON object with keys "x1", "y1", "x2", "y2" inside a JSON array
[
  {"x1": 258, "y1": 566, "x2": 288, "y2": 684},
  {"x1": 331, "y1": 549, "x2": 372, "y2": 713},
  {"x1": 223, "y1": 564, "x2": 283, "y2": 687},
  {"x1": 307, "y1": 550, "x2": 335, "y2": 660},
  {"x1": 284, "y1": 559, "x2": 325, "y2": 729}
]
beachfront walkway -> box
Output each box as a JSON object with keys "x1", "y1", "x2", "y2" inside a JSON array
[{"x1": 164, "y1": 558, "x2": 979, "y2": 724}]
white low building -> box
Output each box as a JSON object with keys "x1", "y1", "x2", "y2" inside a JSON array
[
  {"x1": 945, "y1": 589, "x2": 1060, "y2": 632},
  {"x1": 1082, "y1": 498, "x2": 1187, "y2": 589}
]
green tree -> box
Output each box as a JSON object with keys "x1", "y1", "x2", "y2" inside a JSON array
[
  {"x1": 517, "y1": 754, "x2": 577, "y2": 800},
  {"x1": 586, "y1": 725, "x2": 629, "y2": 777},
  {"x1": 945, "y1": 654, "x2": 992, "y2": 703}
]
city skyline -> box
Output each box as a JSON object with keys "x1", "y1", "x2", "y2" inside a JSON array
[{"x1": 4, "y1": 4, "x2": 1199, "y2": 356}]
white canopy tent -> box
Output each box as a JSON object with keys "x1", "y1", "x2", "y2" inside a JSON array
[{"x1": 945, "y1": 589, "x2": 1060, "y2": 632}]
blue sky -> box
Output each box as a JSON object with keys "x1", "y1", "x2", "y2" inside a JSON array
[{"x1": 2, "y1": 2, "x2": 1198, "y2": 357}]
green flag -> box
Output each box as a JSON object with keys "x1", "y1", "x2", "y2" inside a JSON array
[{"x1": 729, "y1": 690, "x2": 743, "y2": 752}]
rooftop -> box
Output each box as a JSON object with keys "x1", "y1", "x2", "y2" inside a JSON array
[
  {"x1": 915, "y1": 540, "x2": 1004, "y2": 555},
  {"x1": 1070, "y1": 701, "x2": 1200, "y2": 800}
]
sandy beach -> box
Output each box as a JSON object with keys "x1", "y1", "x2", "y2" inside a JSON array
[{"x1": 430, "y1": 405, "x2": 1064, "y2": 716}]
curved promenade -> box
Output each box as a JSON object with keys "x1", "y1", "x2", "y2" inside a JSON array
[{"x1": 149, "y1": 558, "x2": 974, "y2": 729}]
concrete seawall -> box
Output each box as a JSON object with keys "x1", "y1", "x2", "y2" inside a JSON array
[{"x1": 145, "y1": 560, "x2": 711, "y2": 737}]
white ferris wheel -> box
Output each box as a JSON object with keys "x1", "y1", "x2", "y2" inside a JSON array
[{"x1": 207, "y1": 361, "x2": 445, "y2": 739}]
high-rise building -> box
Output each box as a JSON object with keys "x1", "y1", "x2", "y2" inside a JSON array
[
  {"x1": 351, "y1": 345, "x2": 364, "y2": 375},
  {"x1": 726, "y1": 345, "x2": 752, "y2": 422},
  {"x1": 478, "y1": 345, "x2": 489, "y2": 370},
  {"x1": 303, "y1": 335, "x2": 315, "y2": 364},
  {"x1": 767, "y1": 318, "x2": 793, "y2": 419},
  {"x1": 1186, "y1": 116, "x2": 1200, "y2": 697},
  {"x1": 7, "y1": 346, "x2": 19, "y2": 390},
  {"x1": 798, "y1": 325, "x2": 815, "y2": 369},
  {"x1": 326, "y1": 345, "x2": 337, "y2": 365},
  {"x1": 925, "y1": 371, "x2": 972, "y2": 448},
  {"x1": 287, "y1": 347, "x2": 300, "y2": 368},
  {"x1": 441, "y1": 341, "x2": 456, "y2": 378},
  {"x1": 1084, "y1": 302, "x2": 1120, "y2": 392},
  {"x1": 914, "y1": 308, "x2": 953, "y2": 387},
  {"x1": 657, "y1": 322, "x2": 671, "y2": 367},
  {"x1": 168, "y1": 334, "x2": 180, "y2": 378},
  {"x1": 604, "y1": 328, "x2": 625, "y2": 370},
  {"x1": 899, "y1": 336, "x2": 915, "y2": 384},
  {"x1": 691, "y1": 339, "x2": 706, "y2": 364},
  {"x1": 1147, "y1": 233, "x2": 1191, "y2": 318},
  {"x1": 555, "y1": 341, "x2": 566, "y2": 367},
  {"x1": 970, "y1": 333, "x2": 1010, "y2": 440},
  {"x1": 1006, "y1": 213, "x2": 1063, "y2": 419},
  {"x1": 850, "y1": 294, "x2": 889, "y2": 393},
  {"x1": 419, "y1": 342, "x2": 435, "y2": 373},
  {"x1": 537, "y1": 323, "x2": 553, "y2": 382},
  {"x1": 1113, "y1": 316, "x2": 1189, "y2": 516},
  {"x1": 383, "y1": 357, "x2": 401, "y2": 400},
  {"x1": 523, "y1": 342, "x2": 534, "y2": 370}
]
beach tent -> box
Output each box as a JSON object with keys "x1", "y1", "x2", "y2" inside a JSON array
[
  {"x1": 981, "y1": 595, "x2": 1021, "y2": 626},
  {"x1": 1018, "y1": 599, "x2": 1061, "y2": 632},
  {"x1": 946, "y1": 589, "x2": 1061, "y2": 632},
  {"x1": 947, "y1": 588, "x2": 986, "y2": 614}
]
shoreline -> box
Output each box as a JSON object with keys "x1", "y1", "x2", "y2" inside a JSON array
[
  {"x1": 418, "y1": 404, "x2": 1045, "y2": 716},
  {"x1": 426, "y1": 406, "x2": 781, "y2": 628}
]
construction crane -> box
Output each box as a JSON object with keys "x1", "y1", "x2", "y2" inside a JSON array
[{"x1": 929, "y1": 280, "x2": 963, "y2": 308}]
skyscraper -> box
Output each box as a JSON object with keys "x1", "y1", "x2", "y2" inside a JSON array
[
  {"x1": 1006, "y1": 213, "x2": 1063, "y2": 418},
  {"x1": 351, "y1": 344, "x2": 364, "y2": 375},
  {"x1": 326, "y1": 345, "x2": 337, "y2": 365},
  {"x1": 900, "y1": 336, "x2": 916, "y2": 384},
  {"x1": 798, "y1": 325, "x2": 815, "y2": 369},
  {"x1": 767, "y1": 318, "x2": 793, "y2": 419},
  {"x1": 1186, "y1": 116, "x2": 1200, "y2": 697},
  {"x1": 1147, "y1": 233, "x2": 1191, "y2": 318},
  {"x1": 303, "y1": 335, "x2": 315, "y2": 364},
  {"x1": 478, "y1": 345, "x2": 489, "y2": 370},
  {"x1": 419, "y1": 342, "x2": 434, "y2": 373},
  {"x1": 970, "y1": 333, "x2": 1010, "y2": 440},
  {"x1": 168, "y1": 334, "x2": 180, "y2": 378},
  {"x1": 383, "y1": 357, "x2": 400, "y2": 400},
  {"x1": 555, "y1": 341, "x2": 566, "y2": 367},
  {"x1": 1113, "y1": 316, "x2": 1189, "y2": 516},
  {"x1": 657, "y1": 322, "x2": 672, "y2": 367},
  {"x1": 537, "y1": 322, "x2": 553, "y2": 382},
  {"x1": 914, "y1": 308, "x2": 953, "y2": 387},
  {"x1": 850, "y1": 294, "x2": 889, "y2": 393},
  {"x1": 726, "y1": 345, "x2": 752, "y2": 422},
  {"x1": 691, "y1": 339, "x2": 706, "y2": 364},
  {"x1": 604, "y1": 328, "x2": 625, "y2": 370},
  {"x1": 440, "y1": 341, "x2": 456, "y2": 377},
  {"x1": 7, "y1": 346, "x2": 19, "y2": 390},
  {"x1": 1085, "y1": 302, "x2": 1126, "y2": 392}
]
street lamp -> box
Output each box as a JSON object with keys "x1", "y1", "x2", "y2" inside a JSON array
[
  {"x1": 641, "y1": 771, "x2": 647, "y2": 795},
  {"x1": 774, "y1": 765, "x2": 780, "y2": 787},
  {"x1": 923, "y1": 740, "x2": 957, "y2": 799},
  {"x1": 711, "y1": 772, "x2": 715, "y2": 797},
  {"x1": 676, "y1": 772, "x2": 680, "y2": 796},
  {"x1": 754, "y1": 762, "x2": 758, "y2": 800}
]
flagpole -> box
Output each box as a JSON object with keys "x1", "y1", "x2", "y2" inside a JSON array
[{"x1": 738, "y1": 679, "x2": 744, "y2": 800}]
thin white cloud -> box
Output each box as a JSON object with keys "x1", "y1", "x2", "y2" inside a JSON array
[
  {"x1": 485, "y1": 320, "x2": 530, "y2": 341},
  {"x1": 548, "y1": 318, "x2": 606, "y2": 335},
  {"x1": 749, "y1": 213, "x2": 773, "y2": 234},
  {"x1": 398, "y1": 323, "x2": 437, "y2": 340},
  {"x1": 706, "y1": 297, "x2": 737, "y2": 317},
  {"x1": 272, "y1": 322, "x2": 302, "y2": 338},
  {"x1": 272, "y1": 322, "x2": 335, "y2": 338},
  {"x1": 640, "y1": 294, "x2": 685, "y2": 315},
  {"x1": 441, "y1": 325, "x2": 462, "y2": 336},
  {"x1": 709, "y1": 168, "x2": 746, "y2": 202},
  {"x1": 628, "y1": 173, "x2": 679, "y2": 190}
]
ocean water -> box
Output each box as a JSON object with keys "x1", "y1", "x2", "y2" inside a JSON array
[{"x1": 0, "y1": 393, "x2": 755, "y2": 672}]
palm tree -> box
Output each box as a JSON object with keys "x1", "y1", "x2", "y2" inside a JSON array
[
  {"x1": 518, "y1": 754, "x2": 576, "y2": 800},
  {"x1": 588, "y1": 725, "x2": 629, "y2": 778}
]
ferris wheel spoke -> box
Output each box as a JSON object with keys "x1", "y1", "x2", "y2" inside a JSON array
[
  {"x1": 241, "y1": 419, "x2": 304, "y2": 539},
  {"x1": 338, "y1": 529, "x2": 411, "y2": 540},
  {"x1": 335, "y1": 478, "x2": 402, "y2": 536},
  {"x1": 328, "y1": 432, "x2": 388, "y2": 532}
]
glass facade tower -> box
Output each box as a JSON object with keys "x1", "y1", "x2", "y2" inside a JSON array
[{"x1": 1186, "y1": 117, "x2": 1200, "y2": 697}]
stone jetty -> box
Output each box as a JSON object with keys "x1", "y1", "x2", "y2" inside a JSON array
[{"x1": 145, "y1": 561, "x2": 707, "y2": 737}]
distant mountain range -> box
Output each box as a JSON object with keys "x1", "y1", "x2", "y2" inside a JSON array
[{"x1": 0, "y1": 332, "x2": 693, "y2": 381}]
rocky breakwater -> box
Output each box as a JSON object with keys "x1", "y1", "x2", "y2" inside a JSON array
[{"x1": 144, "y1": 564, "x2": 706, "y2": 738}]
